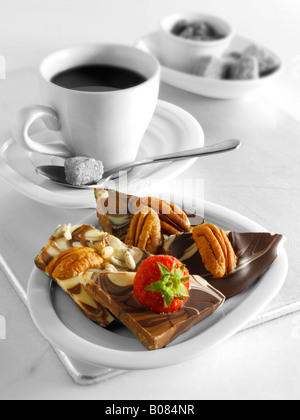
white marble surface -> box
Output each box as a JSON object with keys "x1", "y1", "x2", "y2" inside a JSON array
[{"x1": 0, "y1": 0, "x2": 300, "y2": 400}]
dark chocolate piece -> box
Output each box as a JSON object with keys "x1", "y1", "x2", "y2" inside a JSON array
[
  {"x1": 163, "y1": 232, "x2": 284, "y2": 298},
  {"x1": 84, "y1": 273, "x2": 225, "y2": 350},
  {"x1": 184, "y1": 210, "x2": 205, "y2": 227}
]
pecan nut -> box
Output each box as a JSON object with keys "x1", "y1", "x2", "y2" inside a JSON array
[
  {"x1": 139, "y1": 197, "x2": 191, "y2": 235},
  {"x1": 125, "y1": 206, "x2": 162, "y2": 254},
  {"x1": 192, "y1": 223, "x2": 237, "y2": 278}
]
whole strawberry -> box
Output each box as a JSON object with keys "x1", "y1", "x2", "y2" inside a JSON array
[{"x1": 134, "y1": 255, "x2": 191, "y2": 313}]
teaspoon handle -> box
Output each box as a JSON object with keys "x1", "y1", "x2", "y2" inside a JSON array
[{"x1": 104, "y1": 139, "x2": 241, "y2": 177}]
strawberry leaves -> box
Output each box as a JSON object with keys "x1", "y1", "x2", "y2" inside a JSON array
[{"x1": 146, "y1": 261, "x2": 190, "y2": 308}]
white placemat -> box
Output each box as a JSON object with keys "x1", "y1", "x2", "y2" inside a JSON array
[{"x1": 0, "y1": 67, "x2": 299, "y2": 384}]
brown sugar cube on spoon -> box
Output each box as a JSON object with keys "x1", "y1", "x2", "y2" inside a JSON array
[{"x1": 64, "y1": 156, "x2": 104, "y2": 186}]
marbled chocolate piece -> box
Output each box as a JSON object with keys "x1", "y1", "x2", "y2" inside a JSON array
[
  {"x1": 163, "y1": 231, "x2": 284, "y2": 298},
  {"x1": 35, "y1": 224, "x2": 149, "y2": 327},
  {"x1": 94, "y1": 188, "x2": 204, "y2": 243},
  {"x1": 83, "y1": 272, "x2": 225, "y2": 350},
  {"x1": 95, "y1": 189, "x2": 136, "y2": 242}
]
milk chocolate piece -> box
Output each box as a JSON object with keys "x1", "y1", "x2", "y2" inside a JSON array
[
  {"x1": 163, "y1": 231, "x2": 284, "y2": 298},
  {"x1": 84, "y1": 273, "x2": 225, "y2": 350}
]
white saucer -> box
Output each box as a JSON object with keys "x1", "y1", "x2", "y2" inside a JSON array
[
  {"x1": 136, "y1": 32, "x2": 283, "y2": 99},
  {"x1": 0, "y1": 100, "x2": 204, "y2": 208},
  {"x1": 27, "y1": 197, "x2": 288, "y2": 370}
]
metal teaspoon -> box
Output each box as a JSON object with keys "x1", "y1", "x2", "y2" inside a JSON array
[{"x1": 35, "y1": 138, "x2": 241, "y2": 189}]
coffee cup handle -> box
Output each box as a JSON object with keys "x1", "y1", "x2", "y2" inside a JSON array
[{"x1": 12, "y1": 105, "x2": 72, "y2": 157}]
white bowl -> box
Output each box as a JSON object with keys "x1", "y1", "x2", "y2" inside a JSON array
[
  {"x1": 160, "y1": 12, "x2": 235, "y2": 73},
  {"x1": 136, "y1": 32, "x2": 283, "y2": 99}
]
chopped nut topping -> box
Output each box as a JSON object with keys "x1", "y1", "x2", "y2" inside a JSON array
[
  {"x1": 53, "y1": 224, "x2": 72, "y2": 240},
  {"x1": 124, "y1": 250, "x2": 136, "y2": 270},
  {"x1": 110, "y1": 256, "x2": 128, "y2": 268},
  {"x1": 101, "y1": 246, "x2": 114, "y2": 259}
]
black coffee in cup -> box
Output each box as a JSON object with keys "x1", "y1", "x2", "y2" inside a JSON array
[{"x1": 51, "y1": 64, "x2": 147, "y2": 92}]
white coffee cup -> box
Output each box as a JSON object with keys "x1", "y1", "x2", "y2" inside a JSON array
[{"x1": 13, "y1": 44, "x2": 160, "y2": 170}]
